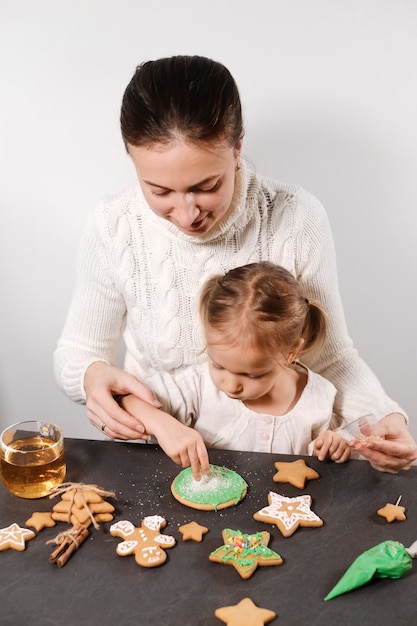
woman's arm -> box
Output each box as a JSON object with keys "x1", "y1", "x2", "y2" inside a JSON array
[
  {"x1": 283, "y1": 189, "x2": 415, "y2": 470},
  {"x1": 54, "y1": 211, "x2": 127, "y2": 403},
  {"x1": 290, "y1": 192, "x2": 402, "y2": 418}
]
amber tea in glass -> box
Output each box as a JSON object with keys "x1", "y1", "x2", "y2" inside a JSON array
[{"x1": 0, "y1": 420, "x2": 66, "y2": 498}]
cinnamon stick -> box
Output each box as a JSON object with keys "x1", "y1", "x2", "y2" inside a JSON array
[{"x1": 48, "y1": 523, "x2": 89, "y2": 567}]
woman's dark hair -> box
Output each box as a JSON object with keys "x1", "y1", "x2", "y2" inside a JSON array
[{"x1": 120, "y1": 55, "x2": 243, "y2": 149}]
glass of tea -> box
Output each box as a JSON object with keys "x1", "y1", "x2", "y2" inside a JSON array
[{"x1": 0, "y1": 420, "x2": 66, "y2": 498}]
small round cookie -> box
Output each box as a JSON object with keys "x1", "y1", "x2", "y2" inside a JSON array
[{"x1": 171, "y1": 465, "x2": 247, "y2": 511}]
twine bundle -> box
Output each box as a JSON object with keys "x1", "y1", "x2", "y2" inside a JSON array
[{"x1": 48, "y1": 482, "x2": 116, "y2": 530}]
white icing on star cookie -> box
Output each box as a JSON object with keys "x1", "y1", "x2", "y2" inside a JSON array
[
  {"x1": 0, "y1": 522, "x2": 36, "y2": 551},
  {"x1": 253, "y1": 491, "x2": 323, "y2": 537}
]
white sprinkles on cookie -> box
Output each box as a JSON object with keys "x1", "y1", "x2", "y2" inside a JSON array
[{"x1": 171, "y1": 465, "x2": 248, "y2": 511}]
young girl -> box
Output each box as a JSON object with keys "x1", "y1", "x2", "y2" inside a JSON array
[{"x1": 120, "y1": 262, "x2": 350, "y2": 478}]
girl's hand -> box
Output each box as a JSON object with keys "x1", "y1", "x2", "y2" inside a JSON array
[
  {"x1": 152, "y1": 416, "x2": 210, "y2": 481},
  {"x1": 351, "y1": 413, "x2": 417, "y2": 474},
  {"x1": 120, "y1": 393, "x2": 210, "y2": 481},
  {"x1": 84, "y1": 361, "x2": 162, "y2": 440},
  {"x1": 313, "y1": 430, "x2": 351, "y2": 463}
]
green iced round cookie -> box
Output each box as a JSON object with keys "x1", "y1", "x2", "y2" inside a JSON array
[{"x1": 171, "y1": 464, "x2": 247, "y2": 511}]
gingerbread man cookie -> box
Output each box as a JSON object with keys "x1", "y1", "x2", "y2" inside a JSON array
[{"x1": 110, "y1": 515, "x2": 176, "y2": 567}]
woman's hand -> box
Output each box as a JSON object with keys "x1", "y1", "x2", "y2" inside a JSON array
[
  {"x1": 352, "y1": 413, "x2": 417, "y2": 473},
  {"x1": 84, "y1": 361, "x2": 162, "y2": 440},
  {"x1": 313, "y1": 430, "x2": 351, "y2": 463}
]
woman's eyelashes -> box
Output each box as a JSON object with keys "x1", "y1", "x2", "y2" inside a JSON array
[{"x1": 150, "y1": 181, "x2": 221, "y2": 197}]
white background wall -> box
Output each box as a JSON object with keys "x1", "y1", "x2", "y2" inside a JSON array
[{"x1": 1, "y1": 0, "x2": 416, "y2": 440}]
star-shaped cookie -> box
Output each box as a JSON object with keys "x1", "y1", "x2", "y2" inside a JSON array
[
  {"x1": 377, "y1": 502, "x2": 406, "y2": 523},
  {"x1": 209, "y1": 528, "x2": 282, "y2": 579},
  {"x1": 273, "y1": 459, "x2": 320, "y2": 488},
  {"x1": 26, "y1": 512, "x2": 57, "y2": 531},
  {"x1": 178, "y1": 521, "x2": 209, "y2": 542},
  {"x1": 215, "y1": 597, "x2": 276, "y2": 625},
  {"x1": 0, "y1": 523, "x2": 36, "y2": 551},
  {"x1": 253, "y1": 491, "x2": 323, "y2": 537}
]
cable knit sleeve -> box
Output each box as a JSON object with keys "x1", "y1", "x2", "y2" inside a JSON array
[
  {"x1": 276, "y1": 187, "x2": 406, "y2": 425},
  {"x1": 54, "y1": 207, "x2": 126, "y2": 403}
]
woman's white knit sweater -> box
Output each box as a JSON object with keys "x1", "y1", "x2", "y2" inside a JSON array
[{"x1": 54, "y1": 161, "x2": 403, "y2": 425}]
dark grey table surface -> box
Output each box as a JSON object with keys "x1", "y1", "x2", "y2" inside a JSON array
[{"x1": 1, "y1": 438, "x2": 417, "y2": 626}]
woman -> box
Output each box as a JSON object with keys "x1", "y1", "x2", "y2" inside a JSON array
[{"x1": 54, "y1": 55, "x2": 416, "y2": 473}]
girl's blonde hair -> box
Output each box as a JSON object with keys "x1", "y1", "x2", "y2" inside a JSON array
[{"x1": 199, "y1": 262, "x2": 327, "y2": 359}]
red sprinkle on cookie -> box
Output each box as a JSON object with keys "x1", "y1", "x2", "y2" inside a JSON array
[{"x1": 209, "y1": 528, "x2": 282, "y2": 579}]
